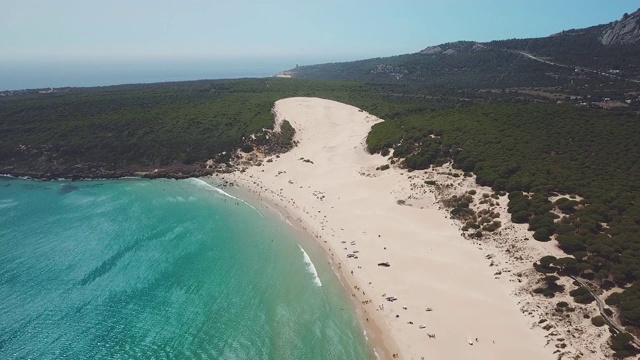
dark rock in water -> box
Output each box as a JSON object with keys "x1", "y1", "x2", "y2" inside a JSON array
[{"x1": 60, "y1": 184, "x2": 79, "y2": 194}]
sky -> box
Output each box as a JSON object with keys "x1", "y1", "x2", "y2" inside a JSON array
[{"x1": 1, "y1": 0, "x2": 638, "y2": 64}]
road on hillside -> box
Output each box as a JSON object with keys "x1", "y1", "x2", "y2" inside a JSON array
[{"x1": 512, "y1": 50, "x2": 640, "y2": 84}]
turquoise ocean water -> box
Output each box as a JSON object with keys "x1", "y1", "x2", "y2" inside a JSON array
[{"x1": 0, "y1": 177, "x2": 373, "y2": 360}]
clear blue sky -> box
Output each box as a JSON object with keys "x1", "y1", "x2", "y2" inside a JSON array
[{"x1": 1, "y1": 0, "x2": 637, "y2": 63}]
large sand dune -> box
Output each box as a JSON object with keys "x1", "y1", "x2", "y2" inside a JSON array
[{"x1": 214, "y1": 97, "x2": 555, "y2": 360}]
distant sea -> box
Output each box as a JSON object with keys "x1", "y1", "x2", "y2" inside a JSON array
[
  {"x1": 0, "y1": 177, "x2": 373, "y2": 359},
  {"x1": 0, "y1": 58, "x2": 299, "y2": 91}
]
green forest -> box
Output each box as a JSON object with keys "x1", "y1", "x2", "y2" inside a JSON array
[
  {"x1": 289, "y1": 48, "x2": 574, "y2": 89},
  {"x1": 0, "y1": 78, "x2": 474, "y2": 178},
  {"x1": 0, "y1": 79, "x2": 389, "y2": 176},
  {"x1": 287, "y1": 22, "x2": 640, "y2": 102}
]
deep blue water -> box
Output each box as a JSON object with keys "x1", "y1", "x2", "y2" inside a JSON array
[
  {"x1": 0, "y1": 59, "x2": 292, "y2": 91},
  {"x1": 0, "y1": 177, "x2": 373, "y2": 359}
]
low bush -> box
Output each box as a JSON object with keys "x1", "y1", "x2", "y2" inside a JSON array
[
  {"x1": 591, "y1": 315, "x2": 606, "y2": 327},
  {"x1": 570, "y1": 287, "x2": 595, "y2": 304}
]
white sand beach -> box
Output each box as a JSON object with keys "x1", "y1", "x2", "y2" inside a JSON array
[{"x1": 210, "y1": 97, "x2": 558, "y2": 360}]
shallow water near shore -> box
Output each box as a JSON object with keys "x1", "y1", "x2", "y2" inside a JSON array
[{"x1": 0, "y1": 177, "x2": 373, "y2": 360}]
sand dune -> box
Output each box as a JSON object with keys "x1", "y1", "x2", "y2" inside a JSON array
[{"x1": 212, "y1": 97, "x2": 555, "y2": 360}]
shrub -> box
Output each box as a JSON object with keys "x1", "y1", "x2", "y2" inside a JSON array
[
  {"x1": 606, "y1": 292, "x2": 622, "y2": 306},
  {"x1": 591, "y1": 315, "x2": 606, "y2": 327},
  {"x1": 279, "y1": 120, "x2": 295, "y2": 145},
  {"x1": 539, "y1": 256, "x2": 557, "y2": 267},
  {"x1": 533, "y1": 228, "x2": 552, "y2": 241},
  {"x1": 468, "y1": 222, "x2": 481, "y2": 229},
  {"x1": 534, "y1": 287, "x2": 555, "y2": 297},
  {"x1": 610, "y1": 332, "x2": 637, "y2": 359},
  {"x1": 535, "y1": 264, "x2": 557, "y2": 274},
  {"x1": 450, "y1": 207, "x2": 475, "y2": 219},
  {"x1": 482, "y1": 221, "x2": 502, "y2": 232},
  {"x1": 512, "y1": 211, "x2": 530, "y2": 223},
  {"x1": 544, "y1": 275, "x2": 560, "y2": 284},
  {"x1": 570, "y1": 287, "x2": 595, "y2": 304},
  {"x1": 556, "y1": 198, "x2": 578, "y2": 214},
  {"x1": 240, "y1": 143, "x2": 254, "y2": 153},
  {"x1": 553, "y1": 257, "x2": 579, "y2": 274}
]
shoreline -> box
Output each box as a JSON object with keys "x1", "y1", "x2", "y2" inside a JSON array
[
  {"x1": 202, "y1": 175, "x2": 397, "y2": 360},
  {"x1": 210, "y1": 97, "x2": 556, "y2": 360}
]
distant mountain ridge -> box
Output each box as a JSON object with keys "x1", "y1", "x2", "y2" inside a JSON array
[{"x1": 282, "y1": 9, "x2": 640, "y2": 90}]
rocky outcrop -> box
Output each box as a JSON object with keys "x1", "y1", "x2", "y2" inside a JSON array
[
  {"x1": 419, "y1": 41, "x2": 483, "y2": 55},
  {"x1": 420, "y1": 46, "x2": 443, "y2": 55},
  {"x1": 601, "y1": 9, "x2": 640, "y2": 45}
]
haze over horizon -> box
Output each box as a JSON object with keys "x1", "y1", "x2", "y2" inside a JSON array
[{"x1": 1, "y1": 0, "x2": 637, "y2": 90}]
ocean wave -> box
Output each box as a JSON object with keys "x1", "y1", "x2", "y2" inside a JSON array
[
  {"x1": 0, "y1": 199, "x2": 18, "y2": 209},
  {"x1": 186, "y1": 178, "x2": 263, "y2": 217},
  {"x1": 298, "y1": 245, "x2": 322, "y2": 287},
  {"x1": 0, "y1": 174, "x2": 32, "y2": 180}
]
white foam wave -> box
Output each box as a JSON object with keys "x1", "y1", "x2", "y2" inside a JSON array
[
  {"x1": 298, "y1": 245, "x2": 322, "y2": 287},
  {"x1": 0, "y1": 174, "x2": 32, "y2": 180},
  {"x1": 0, "y1": 199, "x2": 18, "y2": 209},
  {"x1": 186, "y1": 178, "x2": 263, "y2": 217}
]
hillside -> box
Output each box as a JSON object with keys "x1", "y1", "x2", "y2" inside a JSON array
[
  {"x1": 601, "y1": 10, "x2": 640, "y2": 45},
  {"x1": 284, "y1": 9, "x2": 640, "y2": 97}
]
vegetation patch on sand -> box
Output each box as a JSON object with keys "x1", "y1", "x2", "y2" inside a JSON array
[{"x1": 367, "y1": 102, "x2": 640, "y2": 357}]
